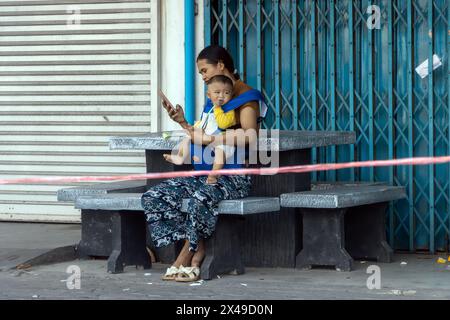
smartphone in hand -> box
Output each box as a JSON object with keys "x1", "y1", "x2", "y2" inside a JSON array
[{"x1": 158, "y1": 90, "x2": 175, "y2": 113}]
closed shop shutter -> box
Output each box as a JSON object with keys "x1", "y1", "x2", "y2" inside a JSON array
[{"x1": 0, "y1": 0, "x2": 152, "y2": 222}]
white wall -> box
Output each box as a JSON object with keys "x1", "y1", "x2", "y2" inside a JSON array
[
  {"x1": 194, "y1": 0, "x2": 206, "y2": 119},
  {"x1": 160, "y1": 0, "x2": 205, "y2": 131},
  {"x1": 0, "y1": 0, "x2": 152, "y2": 222}
]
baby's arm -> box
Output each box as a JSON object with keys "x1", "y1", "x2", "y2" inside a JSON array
[{"x1": 214, "y1": 107, "x2": 237, "y2": 129}]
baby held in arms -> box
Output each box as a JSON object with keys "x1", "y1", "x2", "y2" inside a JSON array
[{"x1": 163, "y1": 75, "x2": 237, "y2": 185}]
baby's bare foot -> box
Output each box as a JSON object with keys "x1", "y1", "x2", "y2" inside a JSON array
[
  {"x1": 206, "y1": 176, "x2": 218, "y2": 185},
  {"x1": 163, "y1": 154, "x2": 184, "y2": 165}
]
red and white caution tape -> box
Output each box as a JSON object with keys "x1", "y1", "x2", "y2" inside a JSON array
[{"x1": 1, "y1": 156, "x2": 450, "y2": 185}]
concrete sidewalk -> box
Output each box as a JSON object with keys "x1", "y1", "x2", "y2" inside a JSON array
[
  {"x1": 0, "y1": 222, "x2": 450, "y2": 300},
  {"x1": 0, "y1": 222, "x2": 80, "y2": 271}
]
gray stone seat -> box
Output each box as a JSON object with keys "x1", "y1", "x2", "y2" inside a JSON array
[
  {"x1": 281, "y1": 185, "x2": 406, "y2": 208},
  {"x1": 310, "y1": 181, "x2": 386, "y2": 191},
  {"x1": 75, "y1": 193, "x2": 280, "y2": 278},
  {"x1": 75, "y1": 194, "x2": 280, "y2": 214},
  {"x1": 280, "y1": 185, "x2": 406, "y2": 271},
  {"x1": 75, "y1": 193, "x2": 144, "y2": 211},
  {"x1": 182, "y1": 197, "x2": 281, "y2": 216},
  {"x1": 57, "y1": 180, "x2": 148, "y2": 202}
]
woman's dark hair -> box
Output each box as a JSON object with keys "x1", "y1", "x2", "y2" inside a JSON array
[
  {"x1": 206, "y1": 75, "x2": 234, "y2": 88},
  {"x1": 197, "y1": 45, "x2": 240, "y2": 80}
]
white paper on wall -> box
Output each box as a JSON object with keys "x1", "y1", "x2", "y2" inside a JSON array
[{"x1": 415, "y1": 54, "x2": 443, "y2": 79}]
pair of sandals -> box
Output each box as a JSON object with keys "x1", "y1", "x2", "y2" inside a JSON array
[{"x1": 162, "y1": 265, "x2": 201, "y2": 282}]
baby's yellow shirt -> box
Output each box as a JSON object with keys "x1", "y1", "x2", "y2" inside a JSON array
[{"x1": 213, "y1": 105, "x2": 237, "y2": 129}]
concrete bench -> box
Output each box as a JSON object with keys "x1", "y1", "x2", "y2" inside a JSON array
[
  {"x1": 75, "y1": 193, "x2": 150, "y2": 274},
  {"x1": 280, "y1": 185, "x2": 406, "y2": 271},
  {"x1": 75, "y1": 194, "x2": 280, "y2": 279},
  {"x1": 57, "y1": 181, "x2": 150, "y2": 260}
]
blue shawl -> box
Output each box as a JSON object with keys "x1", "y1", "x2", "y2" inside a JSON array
[{"x1": 191, "y1": 89, "x2": 266, "y2": 171}]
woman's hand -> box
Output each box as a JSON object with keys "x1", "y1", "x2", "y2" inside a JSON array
[
  {"x1": 164, "y1": 103, "x2": 190, "y2": 129},
  {"x1": 167, "y1": 104, "x2": 185, "y2": 122},
  {"x1": 186, "y1": 127, "x2": 215, "y2": 145}
]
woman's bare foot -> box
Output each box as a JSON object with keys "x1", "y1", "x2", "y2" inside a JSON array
[
  {"x1": 191, "y1": 240, "x2": 205, "y2": 268},
  {"x1": 146, "y1": 247, "x2": 156, "y2": 263},
  {"x1": 163, "y1": 153, "x2": 185, "y2": 165},
  {"x1": 206, "y1": 175, "x2": 218, "y2": 185},
  {"x1": 172, "y1": 240, "x2": 194, "y2": 268}
]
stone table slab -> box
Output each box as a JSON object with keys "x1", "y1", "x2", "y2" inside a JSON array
[{"x1": 109, "y1": 130, "x2": 356, "y2": 152}]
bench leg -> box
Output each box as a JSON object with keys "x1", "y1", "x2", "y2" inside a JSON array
[
  {"x1": 77, "y1": 210, "x2": 113, "y2": 258},
  {"x1": 200, "y1": 216, "x2": 245, "y2": 280},
  {"x1": 296, "y1": 209, "x2": 353, "y2": 271},
  {"x1": 107, "y1": 211, "x2": 152, "y2": 274},
  {"x1": 146, "y1": 229, "x2": 180, "y2": 264},
  {"x1": 346, "y1": 202, "x2": 394, "y2": 263},
  {"x1": 76, "y1": 240, "x2": 91, "y2": 260}
]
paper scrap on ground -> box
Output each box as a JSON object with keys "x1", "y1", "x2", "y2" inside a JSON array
[
  {"x1": 415, "y1": 54, "x2": 442, "y2": 79},
  {"x1": 189, "y1": 282, "x2": 202, "y2": 286},
  {"x1": 401, "y1": 262, "x2": 407, "y2": 265},
  {"x1": 390, "y1": 290, "x2": 416, "y2": 296},
  {"x1": 189, "y1": 280, "x2": 204, "y2": 287},
  {"x1": 402, "y1": 290, "x2": 417, "y2": 296},
  {"x1": 437, "y1": 257, "x2": 447, "y2": 264},
  {"x1": 241, "y1": 283, "x2": 248, "y2": 287},
  {"x1": 144, "y1": 273, "x2": 152, "y2": 276}
]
